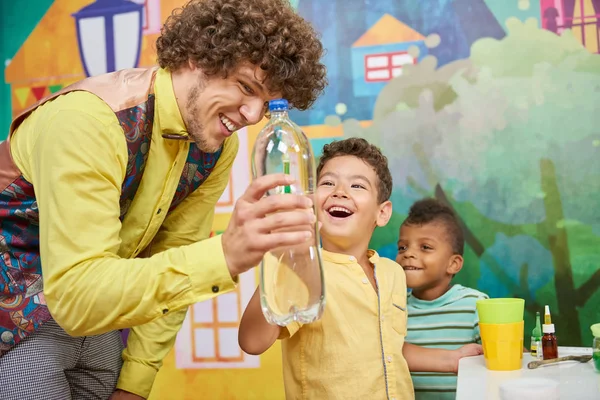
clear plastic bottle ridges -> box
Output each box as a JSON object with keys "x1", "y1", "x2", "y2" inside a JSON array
[{"x1": 251, "y1": 98, "x2": 326, "y2": 326}]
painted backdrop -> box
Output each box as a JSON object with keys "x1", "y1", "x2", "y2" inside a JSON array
[{"x1": 2, "y1": 0, "x2": 599, "y2": 399}]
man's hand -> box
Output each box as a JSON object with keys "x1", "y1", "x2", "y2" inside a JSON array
[
  {"x1": 222, "y1": 174, "x2": 316, "y2": 277},
  {"x1": 109, "y1": 390, "x2": 145, "y2": 400}
]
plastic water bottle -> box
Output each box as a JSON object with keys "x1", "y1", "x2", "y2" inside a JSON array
[{"x1": 251, "y1": 98, "x2": 325, "y2": 326}]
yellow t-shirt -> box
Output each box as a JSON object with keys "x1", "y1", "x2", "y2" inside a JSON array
[{"x1": 280, "y1": 249, "x2": 414, "y2": 400}]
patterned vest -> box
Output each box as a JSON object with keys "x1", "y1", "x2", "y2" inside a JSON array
[{"x1": 0, "y1": 68, "x2": 221, "y2": 356}]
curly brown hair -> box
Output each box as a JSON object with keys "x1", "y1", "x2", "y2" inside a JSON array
[
  {"x1": 317, "y1": 138, "x2": 393, "y2": 204},
  {"x1": 156, "y1": 0, "x2": 327, "y2": 110},
  {"x1": 402, "y1": 198, "x2": 464, "y2": 255}
]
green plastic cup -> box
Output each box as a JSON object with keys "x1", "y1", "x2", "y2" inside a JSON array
[{"x1": 476, "y1": 298, "x2": 525, "y2": 324}]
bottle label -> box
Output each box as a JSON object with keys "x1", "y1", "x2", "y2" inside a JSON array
[{"x1": 530, "y1": 336, "x2": 538, "y2": 356}]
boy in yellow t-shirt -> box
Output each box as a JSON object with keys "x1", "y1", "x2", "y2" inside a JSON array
[{"x1": 238, "y1": 138, "x2": 482, "y2": 399}]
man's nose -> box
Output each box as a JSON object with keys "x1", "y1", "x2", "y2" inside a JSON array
[{"x1": 240, "y1": 98, "x2": 265, "y2": 125}]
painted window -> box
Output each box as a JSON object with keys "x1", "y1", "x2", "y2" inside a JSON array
[
  {"x1": 175, "y1": 271, "x2": 259, "y2": 369},
  {"x1": 540, "y1": 0, "x2": 600, "y2": 53},
  {"x1": 364, "y1": 51, "x2": 415, "y2": 82}
]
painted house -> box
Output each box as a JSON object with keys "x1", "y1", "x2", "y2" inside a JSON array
[
  {"x1": 540, "y1": 0, "x2": 600, "y2": 53},
  {"x1": 351, "y1": 14, "x2": 428, "y2": 98},
  {"x1": 291, "y1": 0, "x2": 505, "y2": 126}
]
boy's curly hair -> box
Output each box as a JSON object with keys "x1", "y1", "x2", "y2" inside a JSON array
[
  {"x1": 317, "y1": 138, "x2": 392, "y2": 204},
  {"x1": 156, "y1": 0, "x2": 327, "y2": 110},
  {"x1": 403, "y1": 198, "x2": 464, "y2": 255}
]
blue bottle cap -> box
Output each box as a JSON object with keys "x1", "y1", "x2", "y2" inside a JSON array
[{"x1": 268, "y1": 99, "x2": 289, "y2": 111}]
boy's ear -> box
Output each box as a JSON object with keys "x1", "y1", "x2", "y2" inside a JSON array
[
  {"x1": 447, "y1": 254, "x2": 464, "y2": 275},
  {"x1": 376, "y1": 200, "x2": 393, "y2": 227}
]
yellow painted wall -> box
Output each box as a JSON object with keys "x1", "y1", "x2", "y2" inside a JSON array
[{"x1": 151, "y1": 329, "x2": 286, "y2": 399}]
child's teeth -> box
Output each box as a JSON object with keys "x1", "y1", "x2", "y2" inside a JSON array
[{"x1": 330, "y1": 206, "x2": 350, "y2": 213}]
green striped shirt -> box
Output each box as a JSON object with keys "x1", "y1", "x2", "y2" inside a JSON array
[{"x1": 406, "y1": 285, "x2": 488, "y2": 400}]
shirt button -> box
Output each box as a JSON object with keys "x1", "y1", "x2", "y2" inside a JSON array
[
  {"x1": 381, "y1": 316, "x2": 385, "y2": 321},
  {"x1": 157, "y1": 208, "x2": 162, "y2": 215},
  {"x1": 349, "y1": 256, "x2": 356, "y2": 262},
  {"x1": 387, "y1": 356, "x2": 392, "y2": 363},
  {"x1": 362, "y1": 278, "x2": 368, "y2": 284},
  {"x1": 211, "y1": 285, "x2": 219, "y2": 293}
]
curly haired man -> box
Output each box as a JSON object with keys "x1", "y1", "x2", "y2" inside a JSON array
[{"x1": 0, "y1": 0, "x2": 326, "y2": 399}]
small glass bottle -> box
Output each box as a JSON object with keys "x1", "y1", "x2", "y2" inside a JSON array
[
  {"x1": 251, "y1": 98, "x2": 326, "y2": 326},
  {"x1": 542, "y1": 323, "x2": 558, "y2": 360},
  {"x1": 530, "y1": 311, "x2": 542, "y2": 359}
]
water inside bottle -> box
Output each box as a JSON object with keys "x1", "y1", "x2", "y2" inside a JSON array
[
  {"x1": 252, "y1": 98, "x2": 326, "y2": 326},
  {"x1": 260, "y1": 241, "x2": 325, "y2": 326}
]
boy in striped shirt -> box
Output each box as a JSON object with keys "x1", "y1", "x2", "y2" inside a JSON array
[{"x1": 396, "y1": 198, "x2": 488, "y2": 400}]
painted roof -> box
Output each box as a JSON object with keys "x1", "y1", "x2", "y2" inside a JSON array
[{"x1": 353, "y1": 14, "x2": 425, "y2": 48}]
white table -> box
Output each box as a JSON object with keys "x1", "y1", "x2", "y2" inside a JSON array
[{"x1": 456, "y1": 347, "x2": 600, "y2": 399}]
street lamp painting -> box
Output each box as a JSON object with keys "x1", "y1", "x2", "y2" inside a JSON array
[{"x1": 73, "y1": 0, "x2": 144, "y2": 77}]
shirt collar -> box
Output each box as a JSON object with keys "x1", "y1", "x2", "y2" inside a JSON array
[
  {"x1": 321, "y1": 249, "x2": 380, "y2": 265},
  {"x1": 408, "y1": 284, "x2": 462, "y2": 307},
  {"x1": 154, "y1": 68, "x2": 188, "y2": 139}
]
